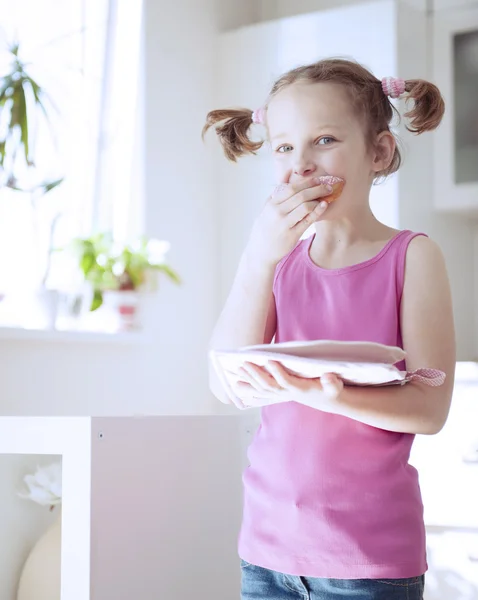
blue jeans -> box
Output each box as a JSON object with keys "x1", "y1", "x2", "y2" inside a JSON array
[{"x1": 241, "y1": 561, "x2": 425, "y2": 600}]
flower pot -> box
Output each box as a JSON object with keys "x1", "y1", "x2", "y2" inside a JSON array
[
  {"x1": 17, "y1": 508, "x2": 61, "y2": 600},
  {"x1": 33, "y1": 288, "x2": 60, "y2": 329},
  {"x1": 102, "y1": 290, "x2": 143, "y2": 331}
]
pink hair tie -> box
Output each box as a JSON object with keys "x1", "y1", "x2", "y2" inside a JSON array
[
  {"x1": 252, "y1": 107, "x2": 265, "y2": 125},
  {"x1": 381, "y1": 76, "x2": 406, "y2": 99}
]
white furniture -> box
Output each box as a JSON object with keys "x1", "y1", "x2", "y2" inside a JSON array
[
  {"x1": 0, "y1": 416, "x2": 248, "y2": 600},
  {"x1": 432, "y1": 5, "x2": 478, "y2": 213},
  {"x1": 2, "y1": 387, "x2": 477, "y2": 600}
]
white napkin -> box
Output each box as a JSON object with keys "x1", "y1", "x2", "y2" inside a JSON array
[{"x1": 210, "y1": 340, "x2": 445, "y2": 409}]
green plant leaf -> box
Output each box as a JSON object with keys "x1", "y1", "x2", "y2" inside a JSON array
[
  {"x1": 41, "y1": 178, "x2": 64, "y2": 194},
  {"x1": 80, "y1": 252, "x2": 96, "y2": 277},
  {"x1": 9, "y1": 85, "x2": 22, "y2": 128},
  {"x1": 5, "y1": 181, "x2": 24, "y2": 192},
  {"x1": 17, "y1": 83, "x2": 29, "y2": 163},
  {"x1": 90, "y1": 289, "x2": 103, "y2": 312},
  {"x1": 8, "y1": 82, "x2": 30, "y2": 164},
  {"x1": 9, "y1": 43, "x2": 20, "y2": 57},
  {"x1": 0, "y1": 77, "x2": 14, "y2": 103},
  {"x1": 155, "y1": 264, "x2": 181, "y2": 285},
  {"x1": 28, "y1": 78, "x2": 51, "y2": 121}
]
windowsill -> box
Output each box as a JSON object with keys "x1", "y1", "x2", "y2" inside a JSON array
[{"x1": 0, "y1": 325, "x2": 148, "y2": 343}]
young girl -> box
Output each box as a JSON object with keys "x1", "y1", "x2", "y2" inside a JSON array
[{"x1": 203, "y1": 58, "x2": 455, "y2": 600}]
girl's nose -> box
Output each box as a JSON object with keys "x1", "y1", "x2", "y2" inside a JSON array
[{"x1": 293, "y1": 156, "x2": 317, "y2": 178}]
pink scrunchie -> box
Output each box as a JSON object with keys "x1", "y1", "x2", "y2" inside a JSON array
[
  {"x1": 381, "y1": 77, "x2": 406, "y2": 99},
  {"x1": 252, "y1": 107, "x2": 265, "y2": 125}
]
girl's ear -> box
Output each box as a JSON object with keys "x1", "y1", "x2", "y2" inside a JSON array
[{"x1": 371, "y1": 131, "x2": 396, "y2": 174}]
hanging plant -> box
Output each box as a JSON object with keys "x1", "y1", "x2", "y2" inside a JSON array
[{"x1": 0, "y1": 41, "x2": 65, "y2": 290}]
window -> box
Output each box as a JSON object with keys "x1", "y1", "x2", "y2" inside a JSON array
[{"x1": 0, "y1": 0, "x2": 144, "y2": 294}]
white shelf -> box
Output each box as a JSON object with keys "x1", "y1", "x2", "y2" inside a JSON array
[
  {"x1": 0, "y1": 326, "x2": 148, "y2": 343},
  {"x1": 0, "y1": 417, "x2": 92, "y2": 600}
]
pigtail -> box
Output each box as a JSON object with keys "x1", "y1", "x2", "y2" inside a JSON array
[
  {"x1": 403, "y1": 79, "x2": 445, "y2": 135},
  {"x1": 202, "y1": 109, "x2": 263, "y2": 162}
]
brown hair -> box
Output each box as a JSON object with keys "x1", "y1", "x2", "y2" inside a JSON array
[{"x1": 202, "y1": 58, "x2": 445, "y2": 177}]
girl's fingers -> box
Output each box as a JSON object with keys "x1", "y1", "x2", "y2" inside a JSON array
[
  {"x1": 270, "y1": 169, "x2": 292, "y2": 198},
  {"x1": 320, "y1": 373, "x2": 344, "y2": 396},
  {"x1": 241, "y1": 362, "x2": 282, "y2": 392},
  {"x1": 288, "y1": 197, "x2": 328, "y2": 228},
  {"x1": 231, "y1": 381, "x2": 276, "y2": 407},
  {"x1": 265, "y1": 361, "x2": 293, "y2": 388},
  {"x1": 281, "y1": 183, "x2": 333, "y2": 215},
  {"x1": 272, "y1": 178, "x2": 333, "y2": 209},
  {"x1": 232, "y1": 362, "x2": 286, "y2": 408},
  {"x1": 292, "y1": 200, "x2": 329, "y2": 233},
  {"x1": 236, "y1": 368, "x2": 262, "y2": 392},
  {"x1": 270, "y1": 176, "x2": 320, "y2": 203}
]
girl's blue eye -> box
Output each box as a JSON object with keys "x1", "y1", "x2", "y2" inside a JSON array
[
  {"x1": 317, "y1": 137, "x2": 335, "y2": 145},
  {"x1": 277, "y1": 145, "x2": 293, "y2": 153}
]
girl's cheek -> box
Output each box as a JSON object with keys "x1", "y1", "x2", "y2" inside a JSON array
[{"x1": 273, "y1": 159, "x2": 290, "y2": 180}]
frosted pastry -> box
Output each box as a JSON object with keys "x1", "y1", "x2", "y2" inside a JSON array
[{"x1": 317, "y1": 175, "x2": 345, "y2": 203}]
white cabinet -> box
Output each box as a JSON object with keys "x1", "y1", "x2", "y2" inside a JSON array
[
  {"x1": 432, "y1": 6, "x2": 478, "y2": 213},
  {"x1": 0, "y1": 416, "x2": 247, "y2": 600}
]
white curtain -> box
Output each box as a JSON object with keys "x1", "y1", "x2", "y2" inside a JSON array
[{"x1": 92, "y1": 0, "x2": 144, "y2": 243}]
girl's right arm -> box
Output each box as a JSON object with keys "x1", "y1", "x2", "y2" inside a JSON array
[
  {"x1": 209, "y1": 176, "x2": 332, "y2": 404},
  {"x1": 208, "y1": 252, "x2": 277, "y2": 404}
]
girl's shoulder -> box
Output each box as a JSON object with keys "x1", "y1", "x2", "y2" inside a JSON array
[
  {"x1": 273, "y1": 237, "x2": 309, "y2": 284},
  {"x1": 403, "y1": 234, "x2": 445, "y2": 271}
]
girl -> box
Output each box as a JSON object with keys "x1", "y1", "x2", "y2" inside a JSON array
[{"x1": 203, "y1": 58, "x2": 455, "y2": 600}]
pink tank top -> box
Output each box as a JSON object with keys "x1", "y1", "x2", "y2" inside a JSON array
[{"x1": 238, "y1": 230, "x2": 427, "y2": 579}]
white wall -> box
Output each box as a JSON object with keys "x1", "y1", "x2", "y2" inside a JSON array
[
  {"x1": 0, "y1": 0, "x2": 259, "y2": 418},
  {"x1": 395, "y1": 1, "x2": 476, "y2": 360},
  {"x1": 258, "y1": 0, "x2": 428, "y2": 21}
]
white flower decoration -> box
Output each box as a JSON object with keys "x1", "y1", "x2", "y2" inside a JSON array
[{"x1": 18, "y1": 462, "x2": 62, "y2": 507}]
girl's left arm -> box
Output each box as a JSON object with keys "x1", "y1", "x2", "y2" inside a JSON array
[{"x1": 337, "y1": 236, "x2": 456, "y2": 435}]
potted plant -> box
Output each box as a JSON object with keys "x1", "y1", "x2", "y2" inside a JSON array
[
  {"x1": 68, "y1": 232, "x2": 181, "y2": 329},
  {"x1": 0, "y1": 42, "x2": 64, "y2": 327}
]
